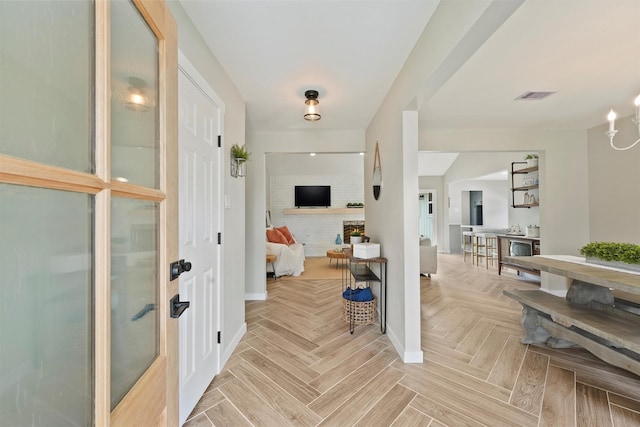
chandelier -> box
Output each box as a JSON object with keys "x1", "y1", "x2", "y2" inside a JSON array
[{"x1": 606, "y1": 94, "x2": 640, "y2": 150}]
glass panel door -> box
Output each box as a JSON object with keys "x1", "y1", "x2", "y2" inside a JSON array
[
  {"x1": 110, "y1": 0, "x2": 159, "y2": 189},
  {"x1": 419, "y1": 192, "x2": 434, "y2": 241},
  {"x1": 110, "y1": 197, "x2": 159, "y2": 408},
  {"x1": 0, "y1": 1, "x2": 94, "y2": 172},
  {"x1": 0, "y1": 1, "x2": 94, "y2": 425},
  {"x1": 109, "y1": 0, "x2": 161, "y2": 410},
  {"x1": 0, "y1": 1, "x2": 177, "y2": 424},
  {"x1": 0, "y1": 184, "x2": 93, "y2": 426}
]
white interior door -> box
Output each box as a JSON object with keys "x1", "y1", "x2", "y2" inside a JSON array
[{"x1": 178, "y1": 61, "x2": 222, "y2": 424}]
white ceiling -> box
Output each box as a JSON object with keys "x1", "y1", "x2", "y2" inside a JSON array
[
  {"x1": 420, "y1": 0, "x2": 640, "y2": 130},
  {"x1": 181, "y1": 0, "x2": 438, "y2": 131},
  {"x1": 418, "y1": 152, "x2": 459, "y2": 176},
  {"x1": 180, "y1": 0, "x2": 640, "y2": 136}
]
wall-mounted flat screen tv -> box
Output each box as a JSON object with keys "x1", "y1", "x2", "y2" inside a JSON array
[{"x1": 294, "y1": 185, "x2": 331, "y2": 208}]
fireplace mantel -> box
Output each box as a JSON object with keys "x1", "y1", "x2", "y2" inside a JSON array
[{"x1": 283, "y1": 208, "x2": 363, "y2": 215}]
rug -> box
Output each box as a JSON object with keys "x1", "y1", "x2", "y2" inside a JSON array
[{"x1": 279, "y1": 256, "x2": 345, "y2": 280}]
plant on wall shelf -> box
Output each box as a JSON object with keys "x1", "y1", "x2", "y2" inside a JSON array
[
  {"x1": 231, "y1": 144, "x2": 251, "y2": 162},
  {"x1": 524, "y1": 153, "x2": 539, "y2": 167},
  {"x1": 579, "y1": 242, "x2": 640, "y2": 265},
  {"x1": 230, "y1": 144, "x2": 250, "y2": 178}
]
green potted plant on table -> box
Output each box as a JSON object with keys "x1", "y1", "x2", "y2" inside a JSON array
[{"x1": 579, "y1": 241, "x2": 640, "y2": 272}]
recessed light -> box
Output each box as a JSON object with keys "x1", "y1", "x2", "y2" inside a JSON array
[
  {"x1": 310, "y1": 153, "x2": 316, "y2": 156},
  {"x1": 115, "y1": 177, "x2": 129, "y2": 183},
  {"x1": 359, "y1": 152, "x2": 365, "y2": 156}
]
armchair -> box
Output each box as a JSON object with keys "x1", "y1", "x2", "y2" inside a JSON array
[{"x1": 420, "y1": 237, "x2": 437, "y2": 277}]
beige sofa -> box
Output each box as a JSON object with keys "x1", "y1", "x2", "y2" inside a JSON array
[{"x1": 420, "y1": 237, "x2": 437, "y2": 277}]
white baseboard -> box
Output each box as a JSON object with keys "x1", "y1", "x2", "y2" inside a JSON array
[
  {"x1": 245, "y1": 292, "x2": 267, "y2": 301},
  {"x1": 385, "y1": 323, "x2": 424, "y2": 364},
  {"x1": 221, "y1": 322, "x2": 247, "y2": 369}
]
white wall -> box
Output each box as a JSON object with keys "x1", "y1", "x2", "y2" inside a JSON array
[
  {"x1": 168, "y1": 1, "x2": 247, "y2": 366},
  {"x1": 421, "y1": 129, "x2": 590, "y2": 293},
  {"x1": 436, "y1": 151, "x2": 541, "y2": 252},
  {"x1": 448, "y1": 180, "x2": 508, "y2": 228},
  {"x1": 267, "y1": 154, "x2": 365, "y2": 256},
  {"x1": 587, "y1": 115, "x2": 640, "y2": 244},
  {"x1": 269, "y1": 178, "x2": 364, "y2": 256},
  {"x1": 245, "y1": 131, "x2": 364, "y2": 299}
]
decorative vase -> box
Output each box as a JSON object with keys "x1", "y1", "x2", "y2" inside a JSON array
[{"x1": 335, "y1": 234, "x2": 342, "y2": 245}]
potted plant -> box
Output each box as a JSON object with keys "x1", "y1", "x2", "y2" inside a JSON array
[
  {"x1": 350, "y1": 229, "x2": 363, "y2": 244},
  {"x1": 231, "y1": 144, "x2": 251, "y2": 177},
  {"x1": 579, "y1": 241, "x2": 640, "y2": 272},
  {"x1": 231, "y1": 144, "x2": 251, "y2": 162},
  {"x1": 524, "y1": 153, "x2": 538, "y2": 167}
]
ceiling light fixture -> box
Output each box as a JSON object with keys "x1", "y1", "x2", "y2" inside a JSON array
[
  {"x1": 304, "y1": 90, "x2": 321, "y2": 121},
  {"x1": 606, "y1": 94, "x2": 640, "y2": 150}
]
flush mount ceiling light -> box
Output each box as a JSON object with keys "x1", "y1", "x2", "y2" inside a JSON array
[
  {"x1": 606, "y1": 94, "x2": 640, "y2": 151},
  {"x1": 304, "y1": 90, "x2": 321, "y2": 121}
]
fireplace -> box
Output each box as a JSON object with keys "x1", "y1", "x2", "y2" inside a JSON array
[{"x1": 343, "y1": 221, "x2": 365, "y2": 244}]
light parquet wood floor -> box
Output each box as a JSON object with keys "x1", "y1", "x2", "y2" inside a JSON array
[{"x1": 184, "y1": 254, "x2": 640, "y2": 427}]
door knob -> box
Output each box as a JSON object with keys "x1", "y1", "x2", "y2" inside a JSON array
[
  {"x1": 170, "y1": 294, "x2": 190, "y2": 318},
  {"x1": 170, "y1": 259, "x2": 192, "y2": 281}
]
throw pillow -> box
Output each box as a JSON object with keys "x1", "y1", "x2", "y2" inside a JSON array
[
  {"x1": 266, "y1": 228, "x2": 289, "y2": 245},
  {"x1": 276, "y1": 225, "x2": 295, "y2": 245}
]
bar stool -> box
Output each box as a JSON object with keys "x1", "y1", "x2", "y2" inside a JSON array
[
  {"x1": 462, "y1": 231, "x2": 474, "y2": 263},
  {"x1": 474, "y1": 233, "x2": 488, "y2": 266},
  {"x1": 485, "y1": 234, "x2": 498, "y2": 267}
]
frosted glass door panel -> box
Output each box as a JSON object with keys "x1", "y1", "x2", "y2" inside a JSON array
[
  {"x1": 0, "y1": 184, "x2": 93, "y2": 426},
  {"x1": 110, "y1": 197, "x2": 159, "y2": 409},
  {"x1": 0, "y1": 1, "x2": 93, "y2": 172},
  {"x1": 111, "y1": 0, "x2": 159, "y2": 188}
]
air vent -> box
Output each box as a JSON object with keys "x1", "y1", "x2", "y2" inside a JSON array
[{"x1": 514, "y1": 91, "x2": 556, "y2": 101}]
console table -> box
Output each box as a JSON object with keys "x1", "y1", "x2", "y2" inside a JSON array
[
  {"x1": 343, "y1": 249, "x2": 387, "y2": 335},
  {"x1": 503, "y1": 256, "x2": 640, "y2": 376},
  {"x1": 497, "y1": 235, "x2": 540, "y2": 276}
]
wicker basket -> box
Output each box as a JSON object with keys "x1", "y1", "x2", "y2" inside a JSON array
[{"x1": 342, "y1": 295, "x2": 377, "y2": 325}]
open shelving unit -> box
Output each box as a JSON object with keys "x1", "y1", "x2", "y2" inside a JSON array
[{"x1": 511, "y1": 161, "x2": 539, "y2": 208}]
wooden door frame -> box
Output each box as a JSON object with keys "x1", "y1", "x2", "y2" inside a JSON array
[{"x1": 106, "y1": 0, "x2": 178, "y2": 426}]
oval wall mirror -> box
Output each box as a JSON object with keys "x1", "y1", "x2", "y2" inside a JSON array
[{"x1": 373, "y1": 142, "x2": 382, "y2": 200}]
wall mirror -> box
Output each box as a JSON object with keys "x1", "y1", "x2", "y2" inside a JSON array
[{"x1": 373, "y1": 142, "x2": 382, "y2": 200}]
